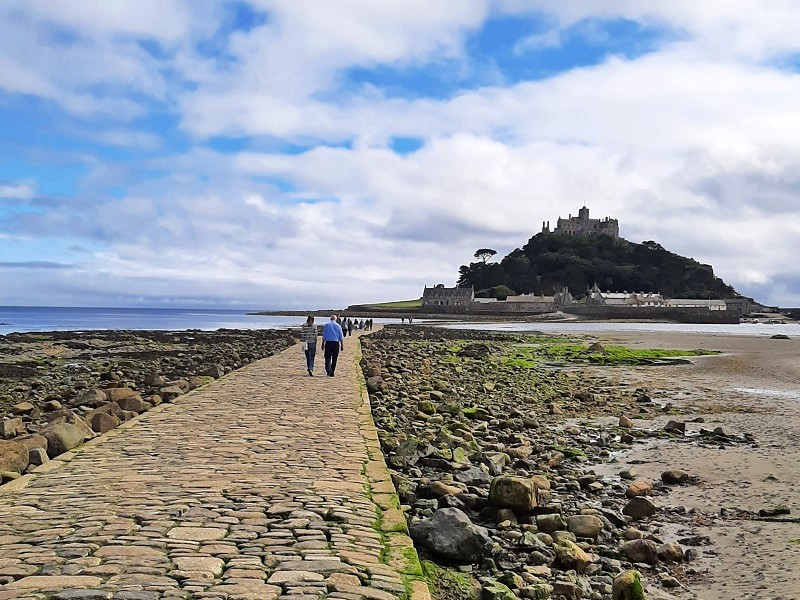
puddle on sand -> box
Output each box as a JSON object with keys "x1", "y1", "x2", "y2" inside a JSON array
[{"x1": 729, "y1": 387, "x2": 800, "y2": 400}]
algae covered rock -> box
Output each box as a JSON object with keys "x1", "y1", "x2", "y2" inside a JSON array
[
  {"x1": 612, "y1": 570, "x2": 645, "y2": 600},
  {"x1": 481, "y1": 578, "x2": 517, "y2": 600},
  {"x1": 553, "y1": 539, "x2": 595, "y2": 573}
]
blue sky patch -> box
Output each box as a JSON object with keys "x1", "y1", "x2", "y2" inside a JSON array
[{"x1": 390, "y1": 137, "x2": 424, "y2": 154}]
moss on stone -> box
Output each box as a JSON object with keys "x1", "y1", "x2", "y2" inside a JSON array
[{"x1": 421, "y1": 560, "x2": 478, "y2": 600}]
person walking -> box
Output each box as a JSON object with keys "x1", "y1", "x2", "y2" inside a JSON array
[
  {"x1": 321, "y1": 314, "x2": 344, "y2": 377},
  {"x1": 300, "y1": 315, "x2": 318, "y2": 376}
]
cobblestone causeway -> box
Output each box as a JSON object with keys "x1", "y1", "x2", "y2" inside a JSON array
[{"x1": 0, "y1": 335, "x2": 427, "y2": 600}]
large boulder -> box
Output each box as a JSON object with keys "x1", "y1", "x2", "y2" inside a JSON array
[
  {"x1": 626, "y1": 481, "x2": 652, "y2": 498},
  {"x1": 621, "y1": 539, "x2": 659, "y2": 565},
  {"x1": 553, "y1": 539, "x2": 595, "y2": 573},
  {"x1": 200, "y1": 364, "x2": 224, "y2": 379},
  {"x1": 42, "y1": 422, "x2": 86, "y2": 458},
  {"x1": 0, "y1": 418, "x2": 26, "y2": 439},
  {"x1": 661, "y1": 469, "x2": 691, "y2": 485},
  {"x1": 10, "y1": 401, "x2": 35, "y2": 416},
  {"x1": 623, "y1": 497, "x2": 657, "y2": 521},
  {"x1": 612, "y1": 570, "x2": 645, "y2": 600},
  {"x1": 105, "y1": 388, "x2": 141, "y2": 403},
  {"x1": 45, "y1": 410, "x2": 95, "y2": 441},
  {"x1": 658, "y1": 543, "x2": 684, "y2": 562},
  {"x1": 664, "y1": 420, "x2": 686, "y2": 435},
  {"x1": 0, "y1": 440, "x2": 29, "y2": 473},
  {"x1": 76, "y1": 388, "x2": 107, "y2": 408},
  {"x1": 159, "y1": 385, "x2": 185, "y2": 401},
  {"x1": 536, "y1": 513, "x2": 566, "y2": 534},
  {"x1": 566, "y1": 515, "x2": 604, "y2": 539},
  {"x1": 28, "y1": 447, "x2": 49, "y2": 467},
  {"x1": 145, "y1": 371, "x2": 167, "y2": 386},
  {"x1": 489, "y1": 475, "x2": 539, "y2": 512},
  {"x1": 90, "y1": 412, "x2": 121, "y2": 434},
  {"x1": 116, "y1": 395, "x2": 146, "y2": 413},
  {"x1": 166, "y1": 379, "x2": 190, "y2": 392},
  {"x1": 14, "y1": 434, "x2": 48, "y2": 453},
  {"x1": 366, "y1": 376, "x2": 384, "y2": 394},
  {"x1": 410, "y1": 508, "x2": 490, "y2": 564}
]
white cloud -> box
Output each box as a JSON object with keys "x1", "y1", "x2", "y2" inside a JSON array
[
  {"x1": 0, "y1": 181, "x2": 36, "y2": 201},
  {"x1": 4, "y1": 2, "x2": 800, "y2": 306}
]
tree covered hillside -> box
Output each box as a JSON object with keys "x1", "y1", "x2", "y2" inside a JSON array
[{"x1": 457, "y1": 233, "x2": 738, "y2": 299}]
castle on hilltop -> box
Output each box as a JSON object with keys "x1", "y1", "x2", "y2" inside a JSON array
[{"x1": 541, "y1": 206, "x2": 619, "y2": 239}]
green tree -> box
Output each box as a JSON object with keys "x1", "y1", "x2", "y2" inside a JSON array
[{"x1": 473, "y1": 248, "x2": 497, "y2": 263}]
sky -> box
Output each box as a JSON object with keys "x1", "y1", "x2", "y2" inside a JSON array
[{"x1": 2, "y1": 1, "x2": 800, "y2": 309}]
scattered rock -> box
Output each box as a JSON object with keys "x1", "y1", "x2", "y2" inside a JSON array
[
  {"x1": 758, "y1": 505, "x2": 790, "y2": 517},
  {"x1": 612, "y1": 570, "x2": 645, "y2": 600},
  {"x1": 554, "y1": 539, "x2": 596, "y2": 573},
  {"x1": 10, "y1": 401, "x2": 35, "y2": 415},
  {"x1": 621, "y1": 539, "x2": 659, "y2": 565},
  {"x1": 566, "y1": 515, "x2": 604, "y2": 539},
  {"x1": 489, "y1": 475, "x2": 539, "y2": 512},
  {"x1": 0, "y1": 440, "x2": 29, "y2": 473},
  {"x1": 664, "y1": 420, "x2": 686, "y2": 435},
  {"x1": 28, "y1": 447, "x2": 49, "y2": 467},
  {"x1": 623, "y1": 497, "x2": 657, "y2": 520},
  {"x1": 201, "y1": 364, "x2": 225, "y2": 379},
  {"x1": 90, "y1": 412, "x2": 121, "y2": 434},
  {"x1": 42, "y1": 422, "x2": 86, "y2": 458},
  {"x1": 536, "y1": 513, "x2": 567, "y2": 534},
  {"x1": 0, "y1": 418, "x2": 25, "y2": 439},
  {"x1": 410, "y1": 508, "x2": 490, "y2": 564},
  {"x1": 626, "y1": 481, "x2": 652, "y2": 498},
  {"x1": 658, "y1": 542, "x2": 684, "y2": 562},
  {"x1": 661, "y1": 469, "x2": 692, "y2": 485},
  {"x1": 116, "y1": 395, "x2": 146, "y2": 413},
  {"x1": 366, "y1": 376, "x2": 384, "y2": 393}
]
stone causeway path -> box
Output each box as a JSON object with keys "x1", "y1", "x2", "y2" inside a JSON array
[{"x1": 0, "y1": 335, "x2": 427, "y2": 600}]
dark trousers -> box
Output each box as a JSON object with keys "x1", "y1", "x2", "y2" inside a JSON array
[
  {"x1": 324, "y1": 341, "x2": 340, "y2": 375},
  {"x1": 304, "y1": 346, "x2": 316, "y2": 372}
]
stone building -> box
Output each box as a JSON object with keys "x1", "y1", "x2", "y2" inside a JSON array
[
  {"x1": 723, "y1": 297, "x2": 753, "y2": 316},
  {"x1": 542, "y1": 206, "x2": 619, "y2": 239},
  {"x1": 422, "y1": 284, "x2": 474, "y2": 308},
  {"x1": 501, "y1": 288, "x2": 574, "y2": 313},
  {"x1": 666, "y1": 298, "x2": 727, "y2": 311},
  {"x1": 503, "y1": 294, "x2": 557, "y2": 313},
  {"x1": 586, "y1": 284, "x2": 666, "y2": 307}
]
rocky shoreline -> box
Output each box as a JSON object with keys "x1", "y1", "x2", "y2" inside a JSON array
[
  {"x1": 0, "y1": 325, "x2": 792, "y2": 599},
  {"x1": 0, "y1": 328, "x2": 295, "y2": 483},
  {"x1": 359, "y1": 325, "x2": 756, "y2": 600}
]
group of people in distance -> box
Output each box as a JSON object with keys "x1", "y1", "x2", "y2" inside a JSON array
[{"x1": 299, "y1": 315, "x2": 374, "y2": 377}]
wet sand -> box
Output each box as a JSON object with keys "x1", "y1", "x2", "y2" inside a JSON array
[{"x1": 581, "y1": 331, "x2": 800, "y2": 600}]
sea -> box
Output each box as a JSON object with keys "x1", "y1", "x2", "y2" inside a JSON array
[
  {"x1": 0, "y1": 306, "x2": 792, "y2": 338},
  {"x1": 0, "y1": 306, "x2": 401, "y2": 335},
  {"x1": 443, "y1": 320, "x2": 796, "y2": 337}
]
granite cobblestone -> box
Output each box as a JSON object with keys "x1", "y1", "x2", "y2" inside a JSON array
[{"x1": 0, "y1": 333, "x2": 426, "y2": 600}]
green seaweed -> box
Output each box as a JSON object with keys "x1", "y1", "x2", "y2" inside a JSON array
[
  {"x1": 422, "y1": 560, "x2": 478, "y2": 600},
  {"x1": 505, "y1": 341, "x2": 717, "y2": 367}
]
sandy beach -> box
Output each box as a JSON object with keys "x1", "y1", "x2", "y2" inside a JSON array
[{"x1": 578, "y1": 330, "x2": 800, "y2": 600}]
